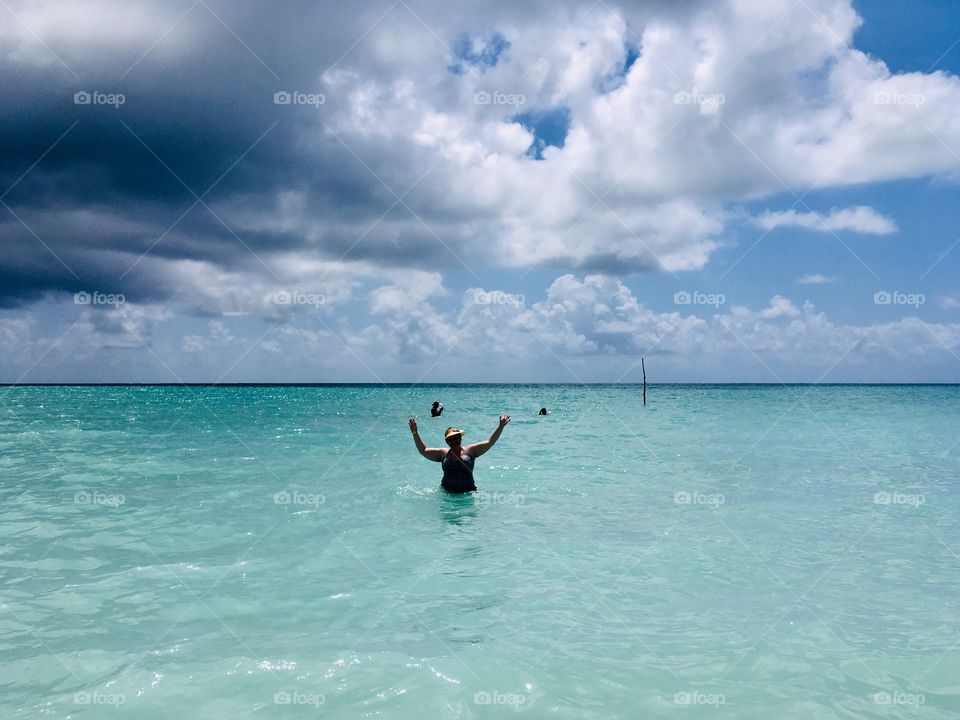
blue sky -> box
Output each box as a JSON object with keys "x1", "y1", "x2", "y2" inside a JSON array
[{"x1": 0, "y1": 0, "x2": 958, "y2": 382}]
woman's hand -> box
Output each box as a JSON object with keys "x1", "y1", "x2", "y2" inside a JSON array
[
  {"x1": 498, "y1": 414, "x2": 511, "y2": 428},
  {"x1": 409, "y1": 418, "x2": 418, "y2": 433}
]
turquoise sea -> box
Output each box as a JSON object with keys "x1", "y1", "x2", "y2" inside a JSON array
[{"x1": 2, "y1": 384, "x2": 959, "y2": 718}]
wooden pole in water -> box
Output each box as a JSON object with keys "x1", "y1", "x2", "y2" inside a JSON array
[{"x1": 642, "y1": 357, "x2": 647, "y2": 406}]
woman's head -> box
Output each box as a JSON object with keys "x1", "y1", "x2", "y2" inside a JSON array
[
  {"x1": 432, "y1": 401, "x2": 440, "y2": 408},
  {"x1": 444, "y1": 427, "x2": 464, "y2": 447}
]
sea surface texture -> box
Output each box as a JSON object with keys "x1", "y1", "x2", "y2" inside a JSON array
[{"x1": 1, "y1": 384, "x2": 958, "y2": 718}]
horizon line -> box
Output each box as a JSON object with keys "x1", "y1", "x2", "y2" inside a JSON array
[{"x1": 1, "y1": 382, "x2": 958, "y2": 387}]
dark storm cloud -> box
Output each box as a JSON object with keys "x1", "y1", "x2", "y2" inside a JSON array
[
  {"x1": 0, "y1": 0, "x2": 720, "y2": 308},
  {"x1": 0, "y1": 1, "x2": 389, "y2": 302}
]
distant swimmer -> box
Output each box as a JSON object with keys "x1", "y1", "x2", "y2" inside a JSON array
[
  {"x1": 408, "y1": 415, "x2": 511, "y2": 493},
  {"x1": 431, "y1": 401, "x2": 444, "y2": 417},
  {"x1": 538, "y1": 407, "x2": 548, "y2": 415}
]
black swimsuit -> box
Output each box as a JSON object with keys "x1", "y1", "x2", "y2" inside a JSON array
[{"x1": 441, "y1": 450, "x2": 476, "y2": 493}]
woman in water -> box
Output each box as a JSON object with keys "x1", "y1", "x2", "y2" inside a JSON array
[{"x1": 408, "y1": 415, "x2": 511, "y2": 493}]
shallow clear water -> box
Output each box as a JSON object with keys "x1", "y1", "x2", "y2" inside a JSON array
[{"x1": 1, "y1": 384, "x2": 959, "y2": 718}]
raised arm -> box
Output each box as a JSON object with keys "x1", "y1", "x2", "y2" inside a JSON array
[
  {"x1": 409, "y1": 418, "x2": 445, "y2": 461},
  {"x1": 465, "y1": 414, "x2": 510, "y2": 458}
]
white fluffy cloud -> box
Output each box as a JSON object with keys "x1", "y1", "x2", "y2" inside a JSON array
[
  {"x1": 444, "y1": 275, "x2": 959, "y2": 381},
  {"x1": 797, "y1": 273, "x2": 838, "y2": 285},
  {"x1": 257, "y1": 274, "x2": 960, "y2": 381},
  {"x1": 285, "y1": 0, "x2": 960, "y2": 273},
  {"x1": 3, "y1": 274, "x2": 958, "y2": 382},
  {"x1": 755, "y1": 206, "x2": 898, "y2": 234}
]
